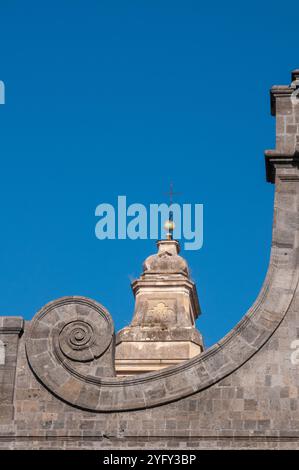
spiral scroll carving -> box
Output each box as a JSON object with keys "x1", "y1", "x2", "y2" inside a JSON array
[
  {"x1": 26, "y1": 296, "x2": 115, "y2": 397},
  {"x1": 58, "y1": 320, "x2": 104, "y2": 362}
]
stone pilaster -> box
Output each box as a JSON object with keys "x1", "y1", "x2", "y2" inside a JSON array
[
  {"x1": 265, "y1": 69, "x2": 299, "y2": 183},
  {"x1": 0, "y1": 317, "x2": 23, "y2": 423}
]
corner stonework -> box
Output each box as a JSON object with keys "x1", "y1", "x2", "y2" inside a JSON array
[{"x1": 265, "y1": 69, "x2": 299, "y2": 183}]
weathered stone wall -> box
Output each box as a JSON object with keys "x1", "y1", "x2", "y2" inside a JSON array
[
  {"x1": 1, "y1": 71, "x2": 299, "y2": 450},
  {"x1": 0, "y1": 318, "x2": 23, "y2": 428}
]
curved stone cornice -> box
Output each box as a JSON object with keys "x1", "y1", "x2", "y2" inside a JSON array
[{"x1": 26, "y1": 170, "x2": 299, "y2": 411}]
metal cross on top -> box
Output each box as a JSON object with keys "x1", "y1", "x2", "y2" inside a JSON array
[
  {"x1": 166, "y1": 182, "x2": 181, "y2": 205},
  {"x1": 164, "y1": 183, "x2": 181, "y2": 240}
]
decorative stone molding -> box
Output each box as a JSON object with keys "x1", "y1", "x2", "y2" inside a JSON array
[
  {"x1": 26, "y1": 297, "x2": 115, "y2": 402},
  {"x1": 0, "y1": 317, "x2": 24, "y2": 335}
]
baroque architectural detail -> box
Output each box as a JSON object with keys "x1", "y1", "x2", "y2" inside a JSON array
[
  {"x1": 59, "y1": 320, "x2": 99, "y2": 362},
  {"x1": 147, "y1": 302, "x2": 176, "y2": 325},
  {"x1": 1, "y1": 70, "x2": 299, "y2": 449},
  {"x1": 115, "y1": 239, "x2": 204, "y2": 375},
  {"x1": 26, "y1": 297, "x2": 115, "y2": 403}
]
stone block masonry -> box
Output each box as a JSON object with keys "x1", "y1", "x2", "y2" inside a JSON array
[{"x1": 1, "y1": 70, "x2": 299, "y2": 449}]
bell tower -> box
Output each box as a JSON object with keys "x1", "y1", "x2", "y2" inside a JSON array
[{"x1": 115, "y1": 233, "x2": 204, "y2": 376}]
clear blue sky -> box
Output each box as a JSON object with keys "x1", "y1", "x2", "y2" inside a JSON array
[{"x1": 0, "y1": 1, "x2": 297, "y2": 346}]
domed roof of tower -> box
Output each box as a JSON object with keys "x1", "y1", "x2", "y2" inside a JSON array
[{"x1": 142, "y1": 239, "x2": 189, "y2": 277}]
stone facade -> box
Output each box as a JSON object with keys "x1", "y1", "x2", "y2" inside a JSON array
[{"x1": 1, "y1": 70, "x2": 299, "y2": 449}]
